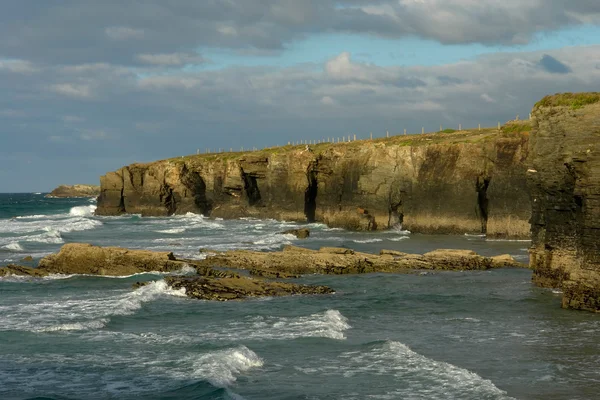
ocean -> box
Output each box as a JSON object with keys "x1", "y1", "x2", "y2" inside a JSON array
[{"x1": 0, "y1": 193, "x2": 598, "y2": 400}]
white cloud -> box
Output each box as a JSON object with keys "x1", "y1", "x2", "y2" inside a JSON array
[
  {"x1": 80, "y1": 130, "x2": 108, "y2": 141},
  {"x1": 136, "y1": 52, "x2": 204, "y2": 66},
  {"x1": 49, "y1": 83, "x2": 92, "y2": 98},
  {"x1": 481, "y1": 93, "x2": 496, "y2": 103},
  {"x1": 105, "y1": 26, "x2": 144, "y2": 40},
  {"x1": 63, "y1": 115, "x2": 86, "y2": 123},
  {"x1": 0, "y1": 59, "x2": 37, "y2": 73}
]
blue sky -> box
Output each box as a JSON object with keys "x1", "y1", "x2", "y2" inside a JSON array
[
  {"x1": 1, "y1": 1, "x2": 600, "y2": 192},
  {"x1": 201, "y1": 24, "x2": 600, "y2": 69}
]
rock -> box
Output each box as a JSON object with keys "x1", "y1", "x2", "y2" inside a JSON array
[
  {"x1": 0, "y1": 264, "x2": 49, "y2": 277},
  {"x1": 164, "y1": 275, "x2": 333, "y2": 301},
  {"x1": 46, "y1": 184, "x2": 100, "y2": 198},
  {"x1": 21, "y1": 256, "x2": 34, "y2": 262},
  {"x1": 37, "y1": 243, "x2": 188, "y2": 276},
  {"x1": 282, "y1": 228, "x2": 310, "y2": 239},
  {"x1": 195, "y1": 246, "x2": 526, "y2": 276},
  {"x1": 380, "y1": 249, "x2": 410, "y2": 257},
  {"x1": 95, "y1": 129, "x2": 530, "y2": 237},
  {"x1": 528, "y1": 93, "x2": 600, "y2": 312},
  {"x1": 490, "y1": 254, "x2": 519, "y2": 268}
]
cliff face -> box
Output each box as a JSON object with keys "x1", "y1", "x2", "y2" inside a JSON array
[
  {"x1": 97, "y1": 128, "x2": 530, "y2": 237},
  {"x1": 528, "y1": 94, "x2": 600, "y2": 312}
]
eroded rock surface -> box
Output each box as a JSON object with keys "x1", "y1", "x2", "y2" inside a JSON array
[
  {"x1": 196, "y1": 245, "x2": 524, "y2": 276},
  {"x1": 164, "y1": 275, "x2": 333, "y2": 301},
  {"x1": 37, "y1": 243, "x2": 186, "y2": 276},
  {"x1": 528, "y1": 93, "x2": 600, "y2": 312},
  {"x1": 96, "y1": 128, "x2": 530, "y2": 237}
]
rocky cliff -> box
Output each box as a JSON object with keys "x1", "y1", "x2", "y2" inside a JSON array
[
  {"x1": 46, "y1": 184, "x2": 100, "y2": 198},
  {"x1": 96, "y1": 127, "x2": 531, "y2": 237},
  {"x1": 528, "y1": 93, "x2": 600, "y2": 312}
]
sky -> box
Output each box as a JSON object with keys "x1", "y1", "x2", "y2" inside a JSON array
[{"x1": 1, "y1": 1, "x2": 600, "y2": 192}]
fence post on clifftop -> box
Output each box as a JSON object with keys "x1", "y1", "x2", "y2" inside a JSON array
[
  {"x1": 459, "y1": 124, "x2": 462, "y2": 131},
  {"x1": 386, "y1": 130, "x2": 389, "y2": 138},
  {"x1": 404, "y1": 129, "x2": 406, "y2": 135},
  {"x1": 422, "y1": 127, "x2": 424, "y2": 134}
]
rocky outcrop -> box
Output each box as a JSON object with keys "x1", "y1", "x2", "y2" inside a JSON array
[
  {"x1": 196, "y1": 245, "x2": 525, "y2": 276},
  {"x1": 37, "y1": 243, "x2": 187, "y2": 276},
  {"x1": 96, "y1": 128, "x2": 531, "y2": 237},
  {"x1": 282, "y1": 228, "x2": 310, "y2": 239},
  {"x1": 46, "y1": 184, "x2": 100, "y2": 198},
  {"x1": 528, "y1": 93, "x2": 600, "y2": 312},
  {"x1": 163, "y1": 275, "x2": 333, "y2": 301},
  {"x1": 8, "y1": 244, "x2": 334, "y2": 301},
  {"x1": 0, "y1": 264, "x2": 49, "y2": 277}
]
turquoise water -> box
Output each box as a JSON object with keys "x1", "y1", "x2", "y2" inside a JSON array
[{"x1": 0, "y1": 194, "x2": 598, "y2": 399}]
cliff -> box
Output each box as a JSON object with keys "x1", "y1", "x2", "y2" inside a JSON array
[
  {"x1": 96, "y1": 127, "x2": 531, "y2": 237},
  {"x1": 46, "y1": 184, "x2": 100, "y2": 198},
  {"x1": 528, "y1": 93, "x2": 600, "y2": 312}
]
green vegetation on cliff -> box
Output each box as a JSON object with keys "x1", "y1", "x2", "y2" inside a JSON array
[{"x1": 535, "y1": 92, "x2": 600, "y2": 110}]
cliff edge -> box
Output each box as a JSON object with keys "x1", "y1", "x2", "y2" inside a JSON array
[
  {"x1": 96, "y1": 127, "x2": 530, "y2": 237},
  {"x1": 528, "y1": 93, "x2": 600, "y2": 311}
]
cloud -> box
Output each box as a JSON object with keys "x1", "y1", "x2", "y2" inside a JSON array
[
  {"x1": 1, "y1": 2, "x2": 600, "y2": 65},
  {"x1": 538, "y1": 54, "x2": 572, "y2": 74},
  {"x1": 136, "y1": 52, "x2": 205, "y2": 66},
  {"x1": 105, "y1": 26, "x2": 145, "y2": 41},
  {"x1": 79, "y1": 130, "x2": 108, "y2": 141},
  {"x1": 2, "y1": 43, "x2": 600, "y2": 191},
  {"x1": 49, "y1": 83, "x2": 92, "y2": 98}
]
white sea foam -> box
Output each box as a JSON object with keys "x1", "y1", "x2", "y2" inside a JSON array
[
  {"x1": 156, "y1": 227, "x2": 186, "y2": 234},
  {"x1": 0, "y1": 280, "x2": 186, "y2": 333},
  {"x1": 302, "y1": 341, "x2": 515, "y2": 399},
  {"x1": 23, "y1": 228, "x2": 64, "y2": 244},
  {"x1": 2, "y1": 242, "x2": 24, "y2": 251},
  {"x1": 388, "y1": 236, "x2": 410, "y2": 242},
  {"x1": 69, "y1": 205, "x2": 97, "y2": 217},
  {"x1": 353, "y1": 238, "x2": 383, "y2": 244},
  {"x1": 184, "y1": 346, "x2": 263, "y2": 387},
  {"x1": 97, "y1": 309, "x2": 351, "y2": 345}
]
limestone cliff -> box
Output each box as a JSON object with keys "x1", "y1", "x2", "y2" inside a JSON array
[
  {"x1": 47, "y1": 184, "x2": 100, "y2": 198},
  {"x1": 528, "y1": 93, "x2": 600, "y2": 312},
  {"x1": 97, "y1": 128, "x2": 530, "y2": 237}
]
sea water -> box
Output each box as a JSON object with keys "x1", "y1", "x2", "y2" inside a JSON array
[{"x1": 0, "y1": 193, "x2": 598, "y2": 400}]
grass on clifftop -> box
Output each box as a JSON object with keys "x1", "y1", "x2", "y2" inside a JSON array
[{"x1": 535, "y1": 92, "x2": 600, "y2": 110}]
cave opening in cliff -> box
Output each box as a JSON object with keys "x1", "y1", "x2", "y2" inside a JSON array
[
  {"x1": 476, "y1": 176, "x2": 491, "y2": 234},
  {"x1": 242, "y1": 173, "x2": 262, "y2": 206},
  {"x1": 304, "y1": 170, "x2": 318, "y2": 223}
]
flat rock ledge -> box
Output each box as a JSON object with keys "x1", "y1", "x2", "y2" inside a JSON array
[
  {"x1": 0, "y1": 243, "x2": 334, "y2": 302},
  {"x1": 196, "y1": 246, "x2": 526, "y2": 276}
]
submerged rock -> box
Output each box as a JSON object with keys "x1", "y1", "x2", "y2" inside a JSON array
[
  {"x1": 195, "y1": 245, "x2": 525, "y2": 276},
  {"x1": 282, "y1": 228, "x2": 310, "y2": 239}
]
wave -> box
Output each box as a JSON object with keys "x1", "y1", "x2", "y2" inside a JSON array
[
  {"x1": 97, "y1": 309, "x2": 351, "y2": 346},
  {"x1": 1, "y1": 242, "x2": 24, "y2": 251},
  {"x1": 156, "y1": 227, "x2": 187, "y2": 234},
  {"x1": 300, "y1": 340, "x2": 514, "y2": 399},
  {"x1": 353, "y1": 238, "x2": 383, "y2": 244},
  {"x1": 0, "y1": 280, "x2": 186, "y2": 333},
  {"x1": 388, "y1": 236, "x2": 410, "y2": 242},
  {"x1": 69, "y1": 205, "x2": 97, "y2": 217},
  {"x1": 184, "y1": 346, "x2": 263, "y2": 387},
  {"x1": 23, "y1": 228, "x2": 64, "y2": 244}
]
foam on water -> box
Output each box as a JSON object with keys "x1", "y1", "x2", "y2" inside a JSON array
[
  {"x1": 93, "y1": 309, "x2": 351, "y2": 345},
  {"x1": 69, "y1": 204, "x2": 97, "y2": 217},
  {"x1": 1, "y1": 242, "x2": 24, "y2": 251},
  {"x1": 184, "y1": 346, "x2": 263, "y2": 387},
  {"x1": 353, "y1": 238, "x2": 383, "y2": 243},
  {"x1": 302, "y1": 340, "x2": 514, "y2": 400},
  {"x1": 0, "y1": 280, "x2": 186, "y2": 333},
  {"x1": 157, "y1": 227, "x2": 187, "y2": 234},
  {"x1": 388, "y1": 236, "x2": 410, "y2": 242}
]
